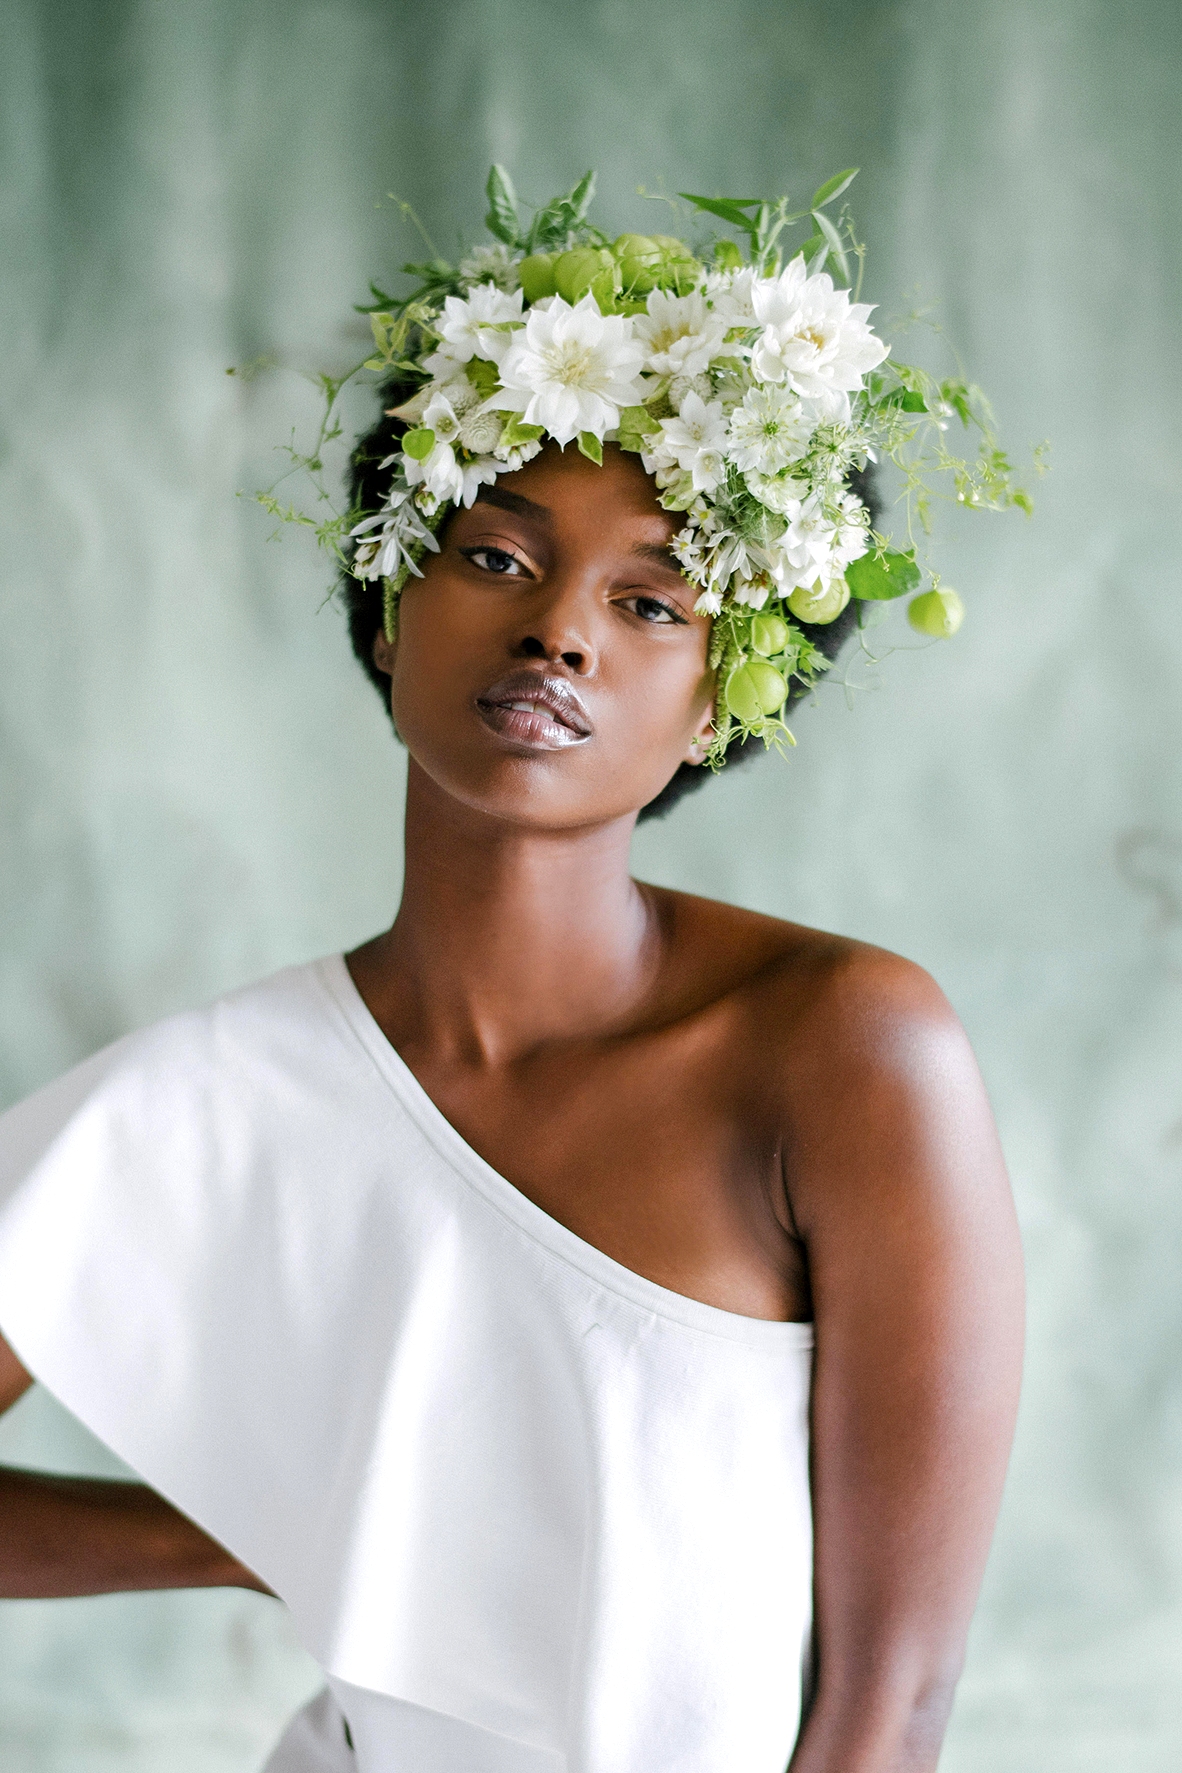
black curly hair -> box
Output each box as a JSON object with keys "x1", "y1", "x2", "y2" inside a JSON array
[{"x1": 339, "y1": 377, "x2": 882, "y2": 821}]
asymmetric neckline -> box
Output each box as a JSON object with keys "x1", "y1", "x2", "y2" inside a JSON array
[{"x1": 317, "y1": 952, "x2": 813, "y2": 1351}]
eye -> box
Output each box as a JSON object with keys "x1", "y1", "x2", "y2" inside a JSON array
[
  {"x1": 460, "y1": 545, "x2": 530, "y2": 578},
  {"x1": 618, "y1": 593, "x2": 687, "y2": 626}
]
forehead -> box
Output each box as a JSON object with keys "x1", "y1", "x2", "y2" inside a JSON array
[{"x1": 477, "y1": 442, "x2": 678, "y2": 541}]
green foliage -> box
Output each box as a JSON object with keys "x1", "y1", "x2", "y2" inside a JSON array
[
  {"x1": 484, "y1": 164, "x2": 521, "y2": 247},
  {"x1": 845, "y1": 547, "x2": 921, "y2": 601}
]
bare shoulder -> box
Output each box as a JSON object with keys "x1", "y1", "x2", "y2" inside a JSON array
[{"x1": 657, "y1": 883, "x2": 957, "y2": 1053}]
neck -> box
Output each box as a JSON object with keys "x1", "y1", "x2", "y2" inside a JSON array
[{"x1": 373, "y1": 760, "x2": 661, "y2": 1065}]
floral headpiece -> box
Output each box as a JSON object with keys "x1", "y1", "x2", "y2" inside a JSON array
[{"x1": 267, "y1": 167, "x2": 1034, "y2": 766}]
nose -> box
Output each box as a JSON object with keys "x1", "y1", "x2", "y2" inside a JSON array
[{"x1": 513, "y1": 579, "x2": 597, "y2": 675}]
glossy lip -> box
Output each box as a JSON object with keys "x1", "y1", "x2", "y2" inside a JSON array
[{"x1": 475, "y1": 667, "x2": 593, "y2": 751}]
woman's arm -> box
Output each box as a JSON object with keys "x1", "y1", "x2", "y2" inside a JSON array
[
  {"x1": 783, "y1": 952, "x2": 1024, "y2": 1773},
  {"x1": 0, "y1": 1329, "x2": 271, "y2": 1598}
]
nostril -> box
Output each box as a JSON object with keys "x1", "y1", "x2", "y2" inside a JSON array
[
  {"x1": 519, "y1": 636, "x2": 546, "y2": 658},
  {"x1": 560, "y1": 650, "x2": 583, "y2": 669}
]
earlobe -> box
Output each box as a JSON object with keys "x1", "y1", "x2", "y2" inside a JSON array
[{"x1": 373, "y1": 629, "x2": 396, "y2": 677}]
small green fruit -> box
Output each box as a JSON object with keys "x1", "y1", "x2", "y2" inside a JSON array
[
  {"x1": 786, "y1": 579, "x2": 850, "y2": 625},
  {"x1": 725, "y1": 660, "x2": 789, "y2": 723},
  {"x1": 908, "y1": 588, "x2": 965, "y2": 637},
  {"x1": 518, "y1": 253, "x2": 558, "y2": 303},
  {"x1": 749, "y1": 613, "x2": 791, "y2": 656},
  {"x1": 554, "y1": 247, "x2": 620, "y2": 307}
]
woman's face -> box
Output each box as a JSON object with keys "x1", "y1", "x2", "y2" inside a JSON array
[{"x1": 376, "y1": 443, "x2": 716, "y2": 829}]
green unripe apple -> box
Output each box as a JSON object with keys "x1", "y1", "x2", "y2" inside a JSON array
[
  {"x1": 908, "y1": 587, "x2": 965, "y2": 637},
  {"x1": 749, "y1": 613, "x2": 791, "y2": 656},
  {"x1": 786, "y1": 579, "x2": 851, "y2": 625},
  {"x1": 724, "y1": 660, "x2": 789, "y2": 723},
  {"x1": 553, "y1": 247, "x2": 620, "y2": 307},
  {"x1": 518, "y1": 253, "x2": 558, "y2": 303}
]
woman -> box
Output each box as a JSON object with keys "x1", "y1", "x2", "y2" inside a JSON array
[{"x1": 0, "y1": 176, "x2": 1024, "y2": 1773}]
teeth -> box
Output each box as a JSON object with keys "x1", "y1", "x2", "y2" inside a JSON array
[{"x1": 510, "y1": 701, "x2": 545, "y2": 715}]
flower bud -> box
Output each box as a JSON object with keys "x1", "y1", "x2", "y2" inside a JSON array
[
  {"x1": 786, "y1": 579, "x2": 850, "y2": 625},
  {"x1": 908, "y1": 588, "x2": 964, "y2": 637},
  {"x1": 749, "y1": 613, "x2": 791, "y2": 656},
  {"x1": 518, "y1": 253, "x2": 558, "y2": 303},
  {"x1": 725, "y1": 661, "x2": 789, "y2": 722}
]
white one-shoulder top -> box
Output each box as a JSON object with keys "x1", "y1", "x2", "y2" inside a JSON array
[{"x1": 0, "y1": 956, "x2": 814, "y2": 1773}]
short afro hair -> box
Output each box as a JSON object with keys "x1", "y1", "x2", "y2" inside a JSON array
[{"x1": 339, "y1": 378, "x2": 882, "y2": 822}]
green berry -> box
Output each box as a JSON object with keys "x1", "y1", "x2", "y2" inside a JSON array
[
  {"x1": 518, "y1": 253, "x2": 558, "y2": 303},
  {"x1": 725, "y1": 660, "x2": 789, "y2": 723},
  {"x1": 786, "y1": 580, "x2": 850, "y2": 625},
  {"x1": 553, "y1": 247, "x2": 620, "y2": 307},
  {"x1": 749, "y1": 613, "x2": 791, "y2": 656},
  {"x1": 908, "y1": 588, "x2": 965, "y2": 637}
]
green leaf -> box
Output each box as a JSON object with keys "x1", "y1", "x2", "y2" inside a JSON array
[
  {"x1": 499, "y1": 414, "x2": 546, "y2": 450},
  {"x1": 811, "y1": 208, "x2": 849, "y2": 282},
  {"x1": 565, "y1": 169, "x2": 596, "y2": 226},
  {"x1": 528, "y1": 171, "x2": 598, "y2": 252},
  {"x1": 617, "y1": 404, "x2": 662, "y2": 453},
  {"x1": 485, "y1": 164, "x2": 521, "y2": 246},
  {"x1": 845, "y1": 549, "x2": 922, "y2": 601},
  {"x1": 811, "y1": 167, "x2": 859, "y2": 209},
  {"x1": 402, "y1": 427, "x2": 436, "y2": 461},
  {"x1": 801, "y1": 233, "x2": 828, "y2": 273},
  {"x1": 465, "y1": 356, "x2": 501, "y2": 397},
  {"x1": 577, "y1": 431, "x2": 604, "y2": 465},
  {"x1": 678, "y1": 193, "x2": 762, "y2": 234}
]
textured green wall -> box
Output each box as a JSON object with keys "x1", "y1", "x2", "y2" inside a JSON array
[{"x1": 1, "y1": 1, "x2": 1181, "y2": 1767}]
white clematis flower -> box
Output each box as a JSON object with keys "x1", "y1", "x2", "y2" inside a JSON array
[
  {"x1": 750, "y1": 255, "x2": 889, "y2": 397},
  {"x1": 727, "y1": 384, "x2": 814, "y2": 475},
  {"x1": 648, "y1": 393, "x2": 730, "y2": 495},
  {"x1": 424, "y1": 282, "x2": 524, "y2": 373},
  {"x1": 633, "y1": 290, "x2": 728, "y2": 380},
  {"x1": 489, "y1": 295, "x2": 645, "y2": 446}
]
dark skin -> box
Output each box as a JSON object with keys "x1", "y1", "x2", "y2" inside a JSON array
[{"x1": 0, "y1": 442, "x2": 1022, "y2": 1771}]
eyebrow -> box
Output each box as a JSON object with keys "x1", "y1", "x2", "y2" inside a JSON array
[
  {"x1": 473, "y1": 484, "x2": 553, "y2": 523},
  {"x1": 630, "y1": 540, "x2": 683, "y2": 572}
]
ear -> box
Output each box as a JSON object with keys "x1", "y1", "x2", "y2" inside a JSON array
[
  {"x1": 372, "y1": 627, "x2": 396, "y2": 676},
  {"x1": 683, "y1": 701, "x2": 716, "y2": 767}
]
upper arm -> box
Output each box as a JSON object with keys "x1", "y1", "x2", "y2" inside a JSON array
[
  {"x1": 781, "y1": 950, "x2": 1023, "y2": 1756},
  {"x1": 0, "y1": 1330, "x2": 33, "y2": 1416}
]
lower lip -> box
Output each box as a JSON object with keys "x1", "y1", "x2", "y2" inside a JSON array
[{"x1": 476, "y1": 701, "x2": 590, "y2": 750}]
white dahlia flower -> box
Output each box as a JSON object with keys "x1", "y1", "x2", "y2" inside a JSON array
[
  {"x1": 633, "y1": 290, "x2": 728, "y2": 380},
  {"x1": 750, "y1": 255, "x2": 889, "y2": 397},
  {"x1": 425, "y1": 282, "x2": 524, "y2": 372},
  {"x1": 489, "y1": 295, "x2": 645, "y2": 446},
  {"x1": 727, "y1": 384, "x2": 813, "y2": 475}
]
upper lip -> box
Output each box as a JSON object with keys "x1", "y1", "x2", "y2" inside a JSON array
[{"x1": 476, "y1": 669, "x2": 593, "y2": 737}]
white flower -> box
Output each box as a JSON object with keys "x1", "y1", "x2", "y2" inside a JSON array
[
  {"x1": 458, "y1": 243, "x2": 521, "y2": 292},
  {"x1": 422, "y1": 391, "x2": 462, "y2": 446},
  {"x1": 489, "y1": 295, "x2": 645, "y2": 446},
  {"x1": 772, "y1": 489, "x2": 870, "y2": 591},
  {"x1": 750, "y1": 255, "x2": 889, "y2": 397},
  {"x1": 404, "y1": 439, "x2": 464, "y2": 506},
  {"x1": 633, "y1": 290, "x2": 728, "y2": 379},
  {"x1": 727, "y1": 384, "x2": 813, "y2": 475},
  {"x1": 350, "y1": 482, "x2": 441, "y2": 581},
  {"x1": 744, "y1": 471, "x2": 809, "y2": 513},
  {"x1": 424, "y1": 283, "x2": 524, "y2": 373},
  {"x1": 694, "y1": 588, "x2": 724, "y2": 616},
  {"x1": 648, "y1": 392, "x2": 730, "y2": 495},
  {"x1": 388, "y1": 372, "x2": 471, "y2": 426},
  {"x1": 458, "y1": 407, "x2": 505, "y2": 454},
  {"x1": 457, "y1": 455, "x2": 501, "y2": 507},
  {"x1": 705, "y1": 266, "x2": 758, "y2": 330}
]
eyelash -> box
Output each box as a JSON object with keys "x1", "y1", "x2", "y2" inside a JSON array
[
  {"x1": 460, "y1": 548, "x2": 686, "y2": 626},
  {"x1": 460, "y1": 546, "x2": 528, "y2": 577}
]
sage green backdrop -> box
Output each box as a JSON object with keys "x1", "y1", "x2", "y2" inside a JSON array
[{"x1": 2, "y1": 0, "x2": 1180, "y2": 1768}]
